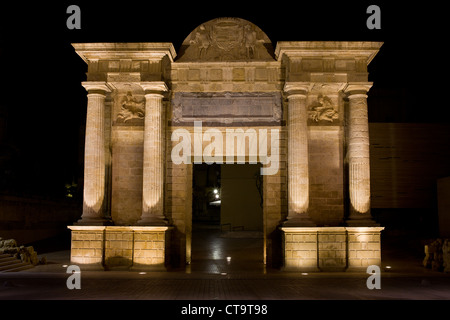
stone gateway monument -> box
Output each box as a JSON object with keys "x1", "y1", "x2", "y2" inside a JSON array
[{"x1": 68, "y1": 17, "x2": 384, "y2": 271}]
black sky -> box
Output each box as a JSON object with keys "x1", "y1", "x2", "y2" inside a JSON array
[{"x1": 0, "y1": 1, "x2": 448, "y2": 198}]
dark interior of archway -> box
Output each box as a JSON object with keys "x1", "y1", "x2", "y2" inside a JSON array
[{"x1": 190, "y1": 163, "x2": 264, "y2": 274}]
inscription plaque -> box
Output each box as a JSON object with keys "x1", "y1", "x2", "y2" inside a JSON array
[{"x1": 171, "y1": 92, "x2": 282, "y2": 126}]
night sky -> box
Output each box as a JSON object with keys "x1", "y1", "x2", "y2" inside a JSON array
[{"x1": 0, "y1": 1, "x2": 447, "y2": 199}]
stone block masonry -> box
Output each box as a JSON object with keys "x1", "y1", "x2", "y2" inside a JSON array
[
  {"x1": 346, "y1": 227, "x2": 383, "y2": 270},
  {"x1": 68, "y1": 226, "x2": 171, "y2": 270},
  {"x1": 282, "y1": 228, "x2": 319, "y2": 271},
  {"x1": 281, "y1": 227, "x2": 384, "y2": 272}
]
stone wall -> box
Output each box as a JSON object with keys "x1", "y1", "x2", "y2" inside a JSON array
[
  {"x1": 111, "y1": 128, "x2": 144, "y2": 225},
  {"x1": 165, "y1": 139, "x2": 192, "y2": 266},
  {"x1": 308, "y1": 127, "x2": 344, "y2": 226},
  {"x1": 0, "y1": 195, "x2": 80, "y2": 244},
  {"x1": 438, "y1": 177, "x2": 450, "y2": 238},
  {"x1": 263, "y1": 127, "x2": 287, "y2": 266},
  {"x1": 369, "y1": 123, "x2": 450, "y2": 209}
]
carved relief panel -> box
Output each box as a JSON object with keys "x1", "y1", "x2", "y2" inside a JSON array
[
  {"x1": 306, "y1": 83, "x2": 345, "y2": 126},
  {"x1": 308, "y1": 94, "x2": 339, "y2": 124},
  {"x1": 111, "y1": 84, "x2": 145, "y2": 126}
]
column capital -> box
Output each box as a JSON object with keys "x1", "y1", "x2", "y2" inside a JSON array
[
  {"x1": 82, "y1": 81, "x2": 112, "y2": 94},
  {"x1": 284, "y1": 82, "x2": 313, "y2": 98},
  {"x1": 343, "y1": 82, "x2": 373, "y2": 97},
  {"x1": 139, "y1": 81, "x2": 168, "y2": 96}
]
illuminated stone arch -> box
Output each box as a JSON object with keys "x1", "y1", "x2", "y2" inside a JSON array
[{"x1": 68, "y1": 18, "x2": 384, "y2": 272}]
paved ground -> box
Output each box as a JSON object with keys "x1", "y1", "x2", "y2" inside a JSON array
[{"x1": 1, "y1": 226, "x2": 449, "y2": 317}]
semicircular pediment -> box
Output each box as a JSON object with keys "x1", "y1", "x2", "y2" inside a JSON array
[{"x1": 176, "y1": 17, "x2": 275, "y2": 62}]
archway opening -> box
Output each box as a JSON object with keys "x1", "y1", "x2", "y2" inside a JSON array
[{"x1": 190, "y1": 163, "x2": 264, "y2": 274}]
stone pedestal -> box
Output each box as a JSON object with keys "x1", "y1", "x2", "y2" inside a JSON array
[
  {"x1": 68, "y1": 226, "x2": 172, "y2": 271},
  {"x1": 281, "y1": 226, "x2": 384, "y2": 272},
  {"x1": 282, "y1": 227, "x2": 320, "y2": 271},
  {"x1": 68, "y1": 226, "x2": 105, "y2": 270},
  {"x1": 346, "y1": 227, "x2": 384, "y2": 271},
  {"x1": 317, "y1": 227, "x2": 347, "y2": 271},
  {"x1": 130, "y1": 227, "x2": 172, "y2": 271}
]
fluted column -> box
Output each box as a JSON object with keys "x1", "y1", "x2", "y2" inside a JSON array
[
  {"x1": 138, "y1": 82, "x2": 168, "y2": 225},
  {"x1": 344, "y1": 83, "x2": 377, "y2": 226},
  {"x1": 284, "y1": 83, "x2": 315, "y2": 226},
  {"x1": 78, "y1": 82, "x2": 112, "y2": 225}
]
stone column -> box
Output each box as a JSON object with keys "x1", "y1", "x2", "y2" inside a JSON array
[
  {"x1": 284, "y1": 83, "x2": 315, "y2": 226},
  {"x1": 78, "y1": 82, "x2": 112, "y2": 225},
  {"x1": 138, "y1": 82, "x2": 168, "y2": 225},
  {"x1": 344, "y1": 83, "x2": 377, "y2": 226}
]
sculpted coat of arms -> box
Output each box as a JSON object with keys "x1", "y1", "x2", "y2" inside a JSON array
[{"x1": 178, "y1": 18, "x2": 273, "y2": 61}]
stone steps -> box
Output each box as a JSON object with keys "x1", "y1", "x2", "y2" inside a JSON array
[{"x1": 0, "y1": 253, "x2": 33, "y2": 273}]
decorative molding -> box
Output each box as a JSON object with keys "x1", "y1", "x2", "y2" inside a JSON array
[
  {"x1": 139, "y1": 81, "x2": 168, "y2": 94},
  {"x1": 82, "y1": 81, "x2": 112, "y2": 93},
  {"x1": 72, "y1": 42, "x2": 176, "y2": 63},
  {"x1": 284, "y1": 82, "x2": 312, "y2": 96},
  {"x1": 275, "y1": 41, "x2": 383, "y2": 64},
  {"x1": 343, "y1": 82, "x2": 373, "y2": 96}
]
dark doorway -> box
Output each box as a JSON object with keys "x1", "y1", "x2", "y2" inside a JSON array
[
  {"x1": 190, "y1": 163, "x2": 264, "y2": 274},
  {"x1": 192, "y1": 163, "x2": 221, "y2": 225}
]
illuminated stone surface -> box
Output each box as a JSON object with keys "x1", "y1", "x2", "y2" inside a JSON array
[
  {"x1": 284, "y1": 83, "x2": 314, "y2": 226},
  {"x1": 70, "y1": 18, "x2": 383, "y2": 270},
  {"x1": 138, "y1": 82, "x2": 168, "y2": 226},
  {"x1": 281, "y1": 227, "x2": 384, "y2": 271},
  {"x1": 77, "y1": 82, "x2": 111, "y2": 225},
  {"x1": 344, "y1": 84, "x2": 375, "y2": 226},
  {"x1": 68, "y1": 226, "x2": 171, "y2": 270}
]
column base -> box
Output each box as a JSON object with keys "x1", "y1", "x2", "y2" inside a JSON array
[
  {"x1": 136, "y1": 217, "x2": 168, "y2": 226},
  {"x1": 75, "y1": 216, "x2": 113, "y2": 226},
  {"x1": 281, "y1": 227, "x2": 320, "y2": 272},
  {"x1": 345, "y1": 215, "x2": 379, "y2": 227},
  {"x1": 283, "y1": 214, "x2": 316, "y2": 227},
  {"x1": 345, "y1": 220, "x2": 380, "y2": 227}
]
